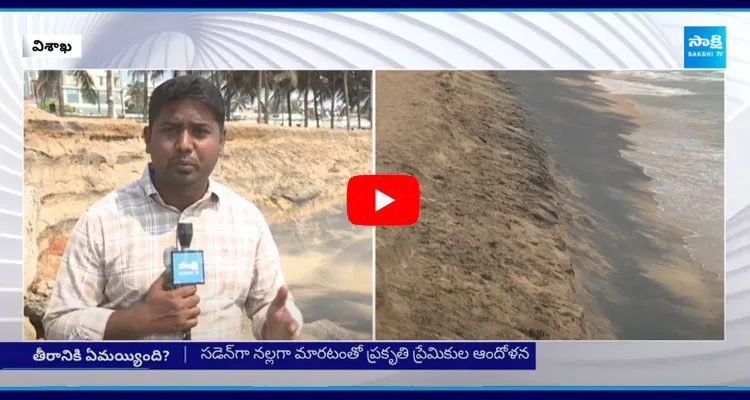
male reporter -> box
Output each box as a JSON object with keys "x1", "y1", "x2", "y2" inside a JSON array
[{"x1": 42, "y1": 75, "x2": 303, "y2": 341}]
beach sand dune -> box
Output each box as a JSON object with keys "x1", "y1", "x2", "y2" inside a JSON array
[
  {"x1": 23, "y1": 110, "x2": 373, "y2": 340},
  {"x1": 375, "y1": 71, "x2": 589, "y2": 340}
]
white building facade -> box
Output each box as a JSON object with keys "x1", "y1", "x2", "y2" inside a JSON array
[
  {"x1": 61, "y1": 70, "x2": 125, "y2": 116},
  {"x1": 24, "y1": 70, "x2": 127, "y2": 117}
]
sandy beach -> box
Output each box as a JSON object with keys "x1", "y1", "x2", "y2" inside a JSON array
[
  {"x1": 264, "y1": 206, "x2": 372, "y2": 339},
  {"x1": 375, "y1": 71, "x2": 723, "y2": 341},
  {"x1": 509, "y1": 71, "x2": 723, "y2": 340},
  {"x1": 376, "y1": 71, "x2": 588, "y2": 340},
  {"x1": 23, "y1": 108, "x2": 373, "y2": 341}
]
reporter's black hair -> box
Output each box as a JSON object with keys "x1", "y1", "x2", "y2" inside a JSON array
[{"x1": 148, "y1": 75, "x2": 225, "y2": 130}]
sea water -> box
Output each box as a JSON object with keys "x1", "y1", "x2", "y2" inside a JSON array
[{"x1": 593, "y1": 70, "x2": 725, "y2": 280}]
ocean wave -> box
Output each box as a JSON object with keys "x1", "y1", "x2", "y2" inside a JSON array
[
  {"x1": 592, "y1": 76, "x2": 697, "y2": 97},
  {"x1": 606, "y1": 70, "x2": 724, "y2": 82}
]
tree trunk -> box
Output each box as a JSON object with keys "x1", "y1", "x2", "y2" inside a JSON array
[
  {"x1": 343, "y1": 71, "x2": 350, "y2": 131},
  {"x1": 106, "y1": 70, "x2": 115, "y2": 119},
  {"x1": 313, "y1": 90, "x2": 320, "y2": 128},
  {"x1": 357, "y1": 88, "x2": 362, "y2": 129},
  {"x1": 263, "y1": 77, "x2": 270, "y2": 124},
  {"x1": 56, "y1": 73, "x2": 65, "y2": 117},
  {"x1": 304, "y1": 81, "x2": 310, "y2": 128},
  {"x1": 143, "y1": 71, "x2": 150, "y2": 123},
  {"x1": 286, "y1": 91, "x2": 292, "y2": 127},
  {"x1": 224, "y1": 91, "x2": 234, "y2": 121},
  {"x1": 330, "y1": 79, "x2": 336, "y2": 129},
  {"x1": 257, "y1": 71, "x2": 263, "y2": 124},
  {"x1": 32, "y1": 80, "x2": 39, "y2": 105}
]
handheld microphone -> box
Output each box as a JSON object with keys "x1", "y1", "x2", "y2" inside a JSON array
[
  {"x1": 177, "y1": 223, "x2": 193, "y2": 250},
  {"x1": 170, "y1": 222, "x2": 205, "y2": 341}
]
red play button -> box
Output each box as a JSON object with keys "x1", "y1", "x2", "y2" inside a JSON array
[{"x1": 346, "y1": 174, "x2": 420, "y2": 226}]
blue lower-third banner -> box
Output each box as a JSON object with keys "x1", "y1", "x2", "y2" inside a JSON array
[{"x1": 7, "y1": 342, "x2": 535, "y2": 370}]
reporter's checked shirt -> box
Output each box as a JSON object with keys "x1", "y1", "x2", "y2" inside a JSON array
[{"x1": 43, "y1": 165, "x2": 303, "y2": 340}]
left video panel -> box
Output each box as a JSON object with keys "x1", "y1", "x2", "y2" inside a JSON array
[{"x1": 23, "y1": 70, "x2": 373, "y2": 341}]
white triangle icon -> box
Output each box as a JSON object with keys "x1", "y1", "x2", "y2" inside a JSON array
[{"x1": 375, "y1": 190, "x2": 395, "y2": 212}]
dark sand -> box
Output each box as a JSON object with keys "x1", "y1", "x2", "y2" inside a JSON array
[
  {"x1": 375, "y1": 70, "x2": 723, "y2": 340},
  {"x1": 507, "y1": 71, "x2": 723, "y2": 340}
]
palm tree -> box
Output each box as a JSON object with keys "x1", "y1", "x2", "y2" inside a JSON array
[
  {"x1": 298, "y1": 71, "x2": 329, "y2": 128},
  {"x1": 312, "y1": 78, "x2": 322, "y2": 128},
  {"x1": 264, "y1": 73, "x2": 271, "y2": 124},
  {"x1": 224, "y1": 71, "x2": 260, "y2": 121},
  {"x1": 348, "y1": 71, "x2": 372, "y2": 129},
  {"x1": 126, "y1": 81, "x2": 145, "y2": 114},
  {"x1": 257, "y1": 71, "x2": 264, "y2": 124},
  {"x1": 35, "y1": 70, "x2": 98, "y2": 117},
  {"x1": 106, "y1": 70, "x2": 115, "y2": 118},
  {"x1": 169, "y1": 70, "x2": 261, "y2": 122},
  {"x1": 271, "y1": 71, "x2": 298, "y2": 127},
  {"x1": 129, "y1": 70, "x2": 165, "y2": 122},
  {"x1": 318, "y1": 71, "x2": 338, "y2": 129},
  {"x1": 120, "y1": 69, "x2": 370, "y2": 129},
  {"x1": 342, "y1": 71, "x2": 351, "y2": 131},
  {"x1": 296, "y1": 71, "x2": 311, "y2": 128}
]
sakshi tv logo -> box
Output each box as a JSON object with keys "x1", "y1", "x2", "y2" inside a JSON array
[
  {"x1": 683, "y1": 26, "x2": 726, "y2": 69},
  {"x1": 178, "y1": 261, "x2": 200, "y2": 273}
]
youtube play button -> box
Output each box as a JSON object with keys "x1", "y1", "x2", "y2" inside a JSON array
[
  {"x1": 375, "y1": 190, "x2": 395, "y2": 212},
  {"x1": 347, "y1": 174, "x2": 420, "y2": 226}
]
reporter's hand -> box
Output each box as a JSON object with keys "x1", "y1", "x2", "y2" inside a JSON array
[
  {"x1": 264, "y1": 286, "x2": 300, "y2": 340},
  {"x1": 138, "y1": 274, "x2": 201, "y2": 335}
]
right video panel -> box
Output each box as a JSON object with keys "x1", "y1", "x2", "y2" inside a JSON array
[{"x1": 375, "y1": 71, "x2": 724, "y2": 341}]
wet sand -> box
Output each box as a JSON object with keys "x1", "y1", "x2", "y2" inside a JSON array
[{"x1": 506, "y1": 71, "x2": 723, "y2": 340}]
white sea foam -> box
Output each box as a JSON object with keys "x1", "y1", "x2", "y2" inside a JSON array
[
  {"x1": 607, "y1": 70, "x2": 724, "y2": 83},
  {"x1": 592, "y1": 76, "x2": 697, "y2": 97},
  {"x1": 597, "y1": 70, "x2": 724, "y2": 276}
]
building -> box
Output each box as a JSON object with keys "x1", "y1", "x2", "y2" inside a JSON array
[
  {"x1": 24, "y1": 70, "x2": 126, "y2": 117},
  {"x1": 23, "y1": 71, "x2": 37, "y2": 99},
  {"x1": 61, "y1": 70, "x2": 125, "y2": 116}
]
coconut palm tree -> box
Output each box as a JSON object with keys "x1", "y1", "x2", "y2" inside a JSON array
[
  {"x1": 347, "y1": 71, "x2": 372, "y2": 129},
  {"x1": 316, "y1": 71, "x2": 339, "y2": 129},
  {"x1": 129, "y1": 70, "x2": 165, "y2": 122},
  {"x1": 223, "y1": 71, "x2": 260, "y2": 121},
  {"x1": 126, "y1": 81, "x2": 145, "y2": 114},
  {"x1": 35, "y1": 70, "x2": 98, "y2": 117},
  {"x1": 270, "y1": 71, "x2": 298, "y2": 127},
  {"x1": 169, "y1": 70, "x2": 261, "y2": 121},
  {"x1": 296, "y1": 71, "x2": 311, "y2": 127},
  {"x1": 296, "y1": 71, "x2": 331, "y2": 128},
  {"x1": 123, "y1": 69, "x2": 370, "y2": 129},
  {"x1": 342, "y1": 71, "x2": 351, "y2": 131},
  {"x1": 257, "y1": 71, "x2": 264, "y2": 124},
  {"x1": 106, "y1": 70, "x2": 115, "y2": 118}
]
